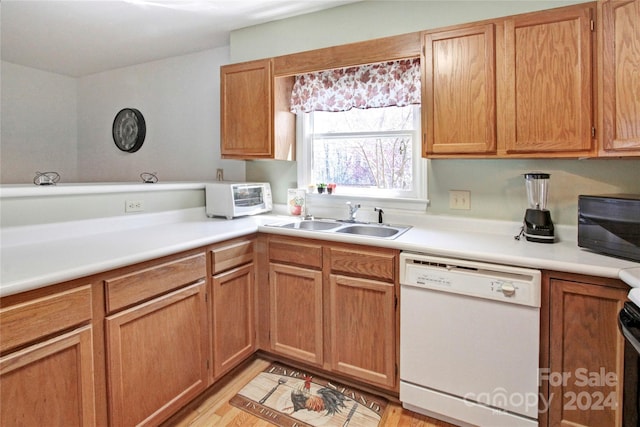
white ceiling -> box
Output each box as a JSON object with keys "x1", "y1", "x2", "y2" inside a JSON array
[{"x1": 1, "y1": 0, "x2": 360, "y2": 77}]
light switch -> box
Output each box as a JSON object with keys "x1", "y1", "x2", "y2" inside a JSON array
[{"x1": 449, "y1": 190, "x2": 471, "y2": 210}]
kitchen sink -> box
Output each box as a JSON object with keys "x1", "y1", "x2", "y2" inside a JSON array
[
  {"x1": 267, "y1": 219, "x2": 411, "y2": 239},
  {"x1": 335, "y1": 224, "x2": 406, "y2": 238},
  {"x1": 278, "y1": 220, "x2": 342, "y2": 231}
]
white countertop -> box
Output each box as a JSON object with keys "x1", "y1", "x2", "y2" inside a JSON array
[
  {"x1": 0, "y1": 209, "x2": 255, "y2": 297},
  {"x1": 1, "y1": 208, "x2": 639, "y2": 297}
]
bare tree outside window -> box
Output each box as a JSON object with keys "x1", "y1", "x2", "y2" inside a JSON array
[{"x1": 310, "y1": 106, "x2": 416, "y2": 193}]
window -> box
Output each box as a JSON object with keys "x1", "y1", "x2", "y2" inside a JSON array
[
  {"x1": 291, "y1": 58, "x2": 426, "y2": 203},
  {"x1": 298, "y1": 105, "x2": 424, "y2": 199}
]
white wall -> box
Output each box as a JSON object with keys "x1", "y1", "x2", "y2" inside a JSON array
[
  {"x1": 77, "y1": 47, "x2": 245, "y2": 183},
  {"x1": 2, "y1": 47, "x2": 245, "y2": 185},
  {"x1": 1, "y1": 61, "x2": 78, "y2": 183}
]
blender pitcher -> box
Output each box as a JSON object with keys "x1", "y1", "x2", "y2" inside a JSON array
[{"x1": 525, "y1": 172, "x2": 550, "y2": 210}]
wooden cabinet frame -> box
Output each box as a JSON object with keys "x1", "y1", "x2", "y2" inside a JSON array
[
  {"x1": 269, "y1": 262, "x2": 324, "y2": 366},
  {"x1": 540, "y1": 271, "x2": 629, "y2": 427},
  {"x1": 211, "y1": 263, "x2": 256, "y2": 379},
  {"x1": 105, "y1": 281, "x2": 208, "y2": 427},
  {"x1": 423, "y1": 2, "x2": 597, "y2": 158},
  {"x1": 221, "y1": 2, "x2": 638, "y2": 159},
  {"x1": 264, "y1": 236, "x2": 399, "y2": 390},
  {"x1": 423, "y1": 24, "x2": 497, "y2": 155},
  {"x1": 328, "y1": 274, "x2": 396, "y2": 388},
  {"x1": 598, "y1": 0, "x2": 640, "y2": 156},
  {"x1": 0, "y1": 282, "x2": 98, "y2": 426},
  {"x1": 220, "y1": 59, "x2": 277, "y2": 159},
  {"x1": 501, "y1": 4, "x2": 595, "y2": 156}
]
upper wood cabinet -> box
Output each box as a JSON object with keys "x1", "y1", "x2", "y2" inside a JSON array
[
  {"x1": 422, "y1": 3, "x2": 598, "y2": 158},
  {"x1": 221, "y1": 33, "x2": 420, "y2": 160},
  {"x1": 501, "y1": 4, "x2": 595, "y2": 156},
  {"x1": 423, "y1": 24, "x2": 497, "y2": 155},
  {"x1": 220, "y1": 59, "x2": 295, "y2": 160},
  {"x1": 599, "y1": 0, "x2": 640, "y2": 156}
]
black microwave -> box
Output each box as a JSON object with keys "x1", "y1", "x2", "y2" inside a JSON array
[{"x1": 578, "y1": 194, "x2": 640, "y2": 262}]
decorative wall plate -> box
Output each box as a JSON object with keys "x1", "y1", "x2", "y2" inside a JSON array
[{"x1": 112, "y1": 108, "x2": 146, "y2": 152}]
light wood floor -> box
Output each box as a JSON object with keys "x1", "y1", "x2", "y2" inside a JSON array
[{"x1": 162, "y1": 357, "x2": 455, "y2": 427}]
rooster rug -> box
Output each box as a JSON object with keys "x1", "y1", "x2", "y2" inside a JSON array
[{"x1": 230, "y1": 363, "x2": 387, "y2": 427}]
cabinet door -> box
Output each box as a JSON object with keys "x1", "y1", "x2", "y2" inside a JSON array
[
  {"x1": 328, "y1": 275, "x2": 396, "y2": 388},
  {"x1": 546, "y1": 278, "x2": 627, "y2": 427},
  {"x1": 212, "y1": 263, "x2": 255, "y2": 380},
  {"x1": 600, "y1": 0, "x2": 640, "y2": 155},
  {"x1": 220, "y1": 59, "x2": 273, "y2": 159},
  {"x1": 423, "y1": 24, "x2": 497, "y2": 155},
  {"x1": 105, "y1": 281, "x2": 208, "y2": 427},
  {"x1": 269, "y1": 263, "x2": 323, "y2": 366},
  {"x1": 503, "y1": 4, "x2": 594, "y2": 155},
  {"x1": 0, "y1": 326, "x2": 96, "y2": 427}
]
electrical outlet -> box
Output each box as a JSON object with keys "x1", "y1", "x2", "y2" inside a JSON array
[
  {"x1": 449, "y1": 190, "x2": 471, "y2": 210},
  {"x1": 125, "y1": 200, "x2": 144, "y2": 212}
]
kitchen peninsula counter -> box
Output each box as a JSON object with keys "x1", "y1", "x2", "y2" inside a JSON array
[{"x1": 1, "y1": 207, "x2": 639, "y2": 297}]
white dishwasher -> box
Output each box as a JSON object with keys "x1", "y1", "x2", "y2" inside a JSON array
[{"x1": 399, "y1": 252, "x2": 541, "y2": 427}]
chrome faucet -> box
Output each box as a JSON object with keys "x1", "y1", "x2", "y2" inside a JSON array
[{"x1": 346, "y1": 202, "x2": 361, "y2": 221}]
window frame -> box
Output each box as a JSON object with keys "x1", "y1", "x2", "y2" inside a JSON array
[{"x1": 296, "y1": 105, "x2": 428, "y2": 210}]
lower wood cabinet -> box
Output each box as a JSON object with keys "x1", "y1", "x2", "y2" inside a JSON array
[
  {"x1": 105, "y1": 281, "x2": 208, "y2": 427},
  {"x1": 209, "y1": 238, "x2": 256, "y2": 381},
  {"x1": 1, "y1": 325, "x2": 96, "y2": 426},
  {"x1": 266, "y1": 236, "x2": 399, "y2": 390},
  {"x1": 329, "y1": 274, "x2": 396, "y2": 388},
  {"x1": 0, "y1": 284, "x2": 96, "y2": 427},
  {"x1": 269, "y1": 262, "x2": 324, "y2": 366},
  {"x1": 211, "y1": 263, "x2": 255, "y2": 380},
  {"x1": 16, "y1": 233, "x2": 639, "y2": 426},
  {"x1": 540, "y1": 272, "x2": 629, "y2": 427}
]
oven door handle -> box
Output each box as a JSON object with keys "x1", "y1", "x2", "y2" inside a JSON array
[{"x1": 619, "y1": 302, "x2": 640, "y2": 354}]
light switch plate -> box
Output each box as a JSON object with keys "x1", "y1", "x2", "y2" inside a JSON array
[{"x1": 449, "y1": 190, "x2": 471, "y2": 210}]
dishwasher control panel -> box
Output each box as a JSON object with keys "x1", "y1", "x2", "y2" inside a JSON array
[{"x1": 400, "y1": 252, "x2": 541, "y2": 307}]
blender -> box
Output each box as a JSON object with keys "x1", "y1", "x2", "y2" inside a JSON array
[{"x1": 523, "y1": 172, "x2": 555, "y2": 243}]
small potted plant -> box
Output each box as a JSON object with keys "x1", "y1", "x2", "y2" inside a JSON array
[
  {"x1": 316, "y1": 183, "x2": 327, "y2": 194},
  {"x1": 327, "y1": 183, "x2": 336, "y2": 194},
  {"x1": 289, "y1": 194, "x2": 305, "y2": 215}
]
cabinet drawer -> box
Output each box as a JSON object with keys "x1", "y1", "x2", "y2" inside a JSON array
[
  {"x1": 0, "y1": 285, "x2": 92, "y2": 353},
  {"x1": 105, "y1": 253, "x2": 206, "y2": 313},
  {"x1": 211, "y1": 240, "x2": 254, "y2": 275},
  {"x1": 269, "y1": 239, "x2": 322, "y2": 269},
  {"x1": 329, "y1": 247, "x2": 396, "y2": 282}
]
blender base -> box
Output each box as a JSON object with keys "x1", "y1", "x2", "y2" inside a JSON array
[{"x1": 524, "y1": 209, "x2": 555, "y2": 243}]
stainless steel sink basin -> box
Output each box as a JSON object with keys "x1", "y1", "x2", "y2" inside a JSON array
[
  {"x1": 267, "y1": 219, "x2": 411, "y2": 239},
  {"x1": 335, "y1": 224, "x2": 405, "y2": 238},
  {"x1": 277, "y1": 220, "x2": 342, "y2": 231}
]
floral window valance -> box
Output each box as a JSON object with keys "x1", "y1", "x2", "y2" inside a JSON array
[{"x1": 289, "y1": 58, "x2": 421, "y2": 114}]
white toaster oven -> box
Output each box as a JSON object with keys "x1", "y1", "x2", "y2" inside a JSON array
[{"x1": 205, "y1": 182, "x2": 272, "y2": 219}]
